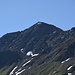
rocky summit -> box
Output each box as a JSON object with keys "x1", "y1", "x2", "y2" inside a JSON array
[{"x1": 0, "y1": 22, "x2": 75, "y2": 75}]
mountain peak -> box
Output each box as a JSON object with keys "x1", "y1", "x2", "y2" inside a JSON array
[
  {"x1": 36, "y1": 21, "x2": 50, "y2": 25},
  {"x1": 37, "y1": 21, "x2": 43, "y2": 25},
  {"x1": 32, "y1": 22, "x2": 63, "y2": 33},
  {"x1": 71, "y1": 27, "x2": 75, "y2": 31},
  {"x1": 36, "y1": 21, "x2": 53, "y2": 26},
  {"x1": 0, "y1": 22, "x2": 75, "y2": 75}
]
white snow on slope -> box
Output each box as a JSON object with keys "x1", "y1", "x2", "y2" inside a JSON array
[
  {"x1": 68, "y1": 73, "x2": 72, "y2": 75},
  {"x1": 26, "y1": 51, "x2": 33, "y2": 56},
  {"x1": 21, "y1": 48, "x2": 24, "y2": 54},
  {"x1": 61, "y1": 61, "x2": 65, "y2": 64},
  {"x1": 67, "y1": 66, "x2": 73, "y2": 70},
  {"x1": 61, "y1": 58, "x2": 70, "y2": 63},
  {"x1": 9, "y1": 59, "x2": 31, "y2": 75},
  {"x1": 15, "y1": 69, "x2": 25, "y2": 75},
  {"x1": 26, "y1": 51, "x2": 39, "y2": 57},
  {"x1": 17, "y1": 68, "x2": 22, "y2": 72},
  {"x1": 22, "y1": 59, "x2": 32, "y2": 67},
  {"x1": 15, "y1": 59, "x2": 32, "y2": 75},
  {"x1": 9, "y1": 66, "x2": 17, "y2": 75},
  {"x1": 37, "y1": 22, "x2": 42, "y2": 25},
  {"x1": 32, "y1": 53, "x2": 39, "y2": 57},
  {"x1": 9, "y1": 51, "x2": 38, "y2": 75},
  {"x1": 66, "y1": 58, "x2": 70, "y2": 62}
]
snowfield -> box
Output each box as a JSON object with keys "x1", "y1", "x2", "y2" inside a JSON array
[
  {"x1": 61, "y1": 58, "x2": 70, "y2": 64},
  {"x1": 26, "y1": 51, "x2": 39, "y2": 57},
  {"x1": 9, "y1": 66, "x2": 17, "y2": 75}
]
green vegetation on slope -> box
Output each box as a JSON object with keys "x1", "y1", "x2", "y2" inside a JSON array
[
  {"x1": 0, "y1": 63, "x2": 15, "y2": 75},
  {"x1": 39, "y1": 62, "x2": 64, "y2": 75}
]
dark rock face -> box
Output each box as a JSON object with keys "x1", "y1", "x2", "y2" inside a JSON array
[
  {"x1": 0, "y1": 50, "x2": 21, "y2": 68},
  {"x1": 0, "y1": 22, "x2": 75, "y2": 75},
  {"x1": 0, "y1": 32, "x2": 21, "y2": 51}
]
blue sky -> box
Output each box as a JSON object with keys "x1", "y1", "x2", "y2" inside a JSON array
[{"x1": 0, "y1": 0, "x2": 75, "y2": 37}]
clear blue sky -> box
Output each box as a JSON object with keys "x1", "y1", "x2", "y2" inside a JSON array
[{"x1": 0, "y1": 0, "x2": 75, "y2": 37}]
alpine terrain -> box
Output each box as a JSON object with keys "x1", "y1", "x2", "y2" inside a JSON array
[{"x1": 0, "y1": 22, "x2": 75, "y2": 75}]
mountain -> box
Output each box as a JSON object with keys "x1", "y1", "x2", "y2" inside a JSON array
[{"x1": 0, "y1": 22, "x2": 75, "y2": 75}]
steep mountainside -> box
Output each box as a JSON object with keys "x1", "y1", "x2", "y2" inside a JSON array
[{"x1": 0, "y1": 22, "x2": 75, "y2": 75}]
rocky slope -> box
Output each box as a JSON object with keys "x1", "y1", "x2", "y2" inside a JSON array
[{"x1": 0, "y1": 22, "x2": 75, "y2": 75}]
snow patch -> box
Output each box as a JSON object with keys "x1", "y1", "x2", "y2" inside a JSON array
[
  {"x1": 61, "y1": 58, "x2": 70, "y2": 64},
  {"x1": 68, "y1": 73, "x2": 72, "y2": 75},
  {"x1": 37, "y1": 22, "x2": 42, "y2": 25},
  {"x1": 65, "y1": 58, "x2": 70, "y2": 62},
  {"x1": 32, "y1": 53, "x2": 39, "y2": 57},
  {"x1": 17, "y1": 68, "x2": 22, "y2": 72},
  {"x1": 21, "y1": 48, "x2": 24, "y2": 54},
  {"x1": 9, "y1": 66, "x2": 17, "y2": 75},
  {"x1": 26, "y1": 51, "x2": 33, "y2": 56},
  {"x1": 26, "y1": 51, "x2": 39, "y2": 57},
  {"x1": 15, "y1": 58, "x2": 33, "y2": 74},
  {"x1": 15, "y1": 69, "x2": 25, "y2": 75},
  {"x1": 61, "y1": 61, "x2": 65, "y2": 64},
  {"x1": 22, "y1": 59, "x2": 32, "y2": 67},
  {"x1": 67, "y1": 66, "x2": 73, "y2": 70}
]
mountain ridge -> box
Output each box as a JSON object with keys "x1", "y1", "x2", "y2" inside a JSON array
[{"x1": 0, "y1": 22, "x2": 75, "y2": 75}]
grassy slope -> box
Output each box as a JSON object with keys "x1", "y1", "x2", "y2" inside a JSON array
[
  {"x1": 0, "y1": 63, "x2": 15, "y2": 75},
  {"x1": 38, "y1": 62, "x2": 64, "y2": 75},
  {"x1": 20, "y1": 61, "x2": 65, "y2": 75}
]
